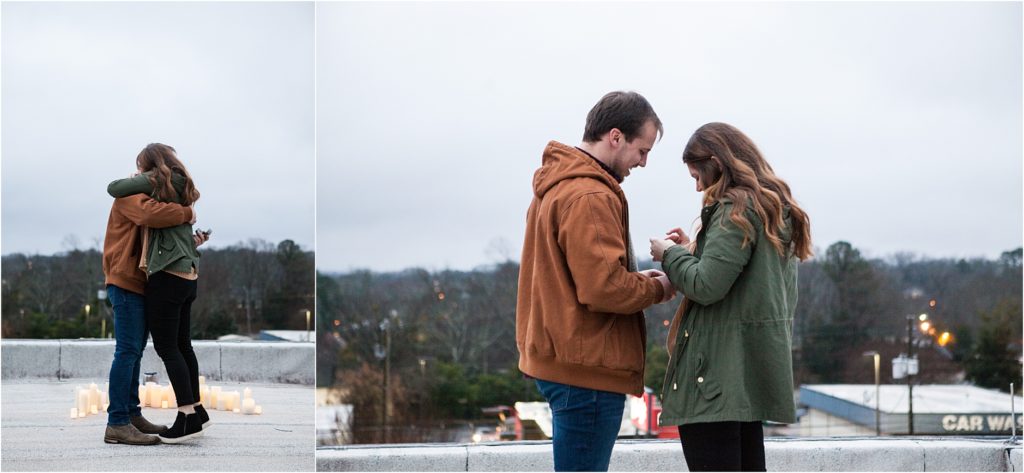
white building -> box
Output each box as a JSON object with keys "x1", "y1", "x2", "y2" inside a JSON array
[{"x1": 800, "y1": 384, "x2": 1023, "y2": 436}]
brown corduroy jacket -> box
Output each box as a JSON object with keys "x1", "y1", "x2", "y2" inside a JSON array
[
  {"x1": 102, "y1": 195, "x2": 193, "y2": 295},
  {"x1": 516, "y1": 141, "x2": 664, "y2": 396}
]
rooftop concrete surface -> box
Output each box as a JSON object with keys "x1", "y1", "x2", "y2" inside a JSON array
[
  {"x1": 1, "y1": 379, "x2": 315, "y2": 472},
  {"x1": 317, "y1": 437, "x2": 1023, "y2": 472},
  {"x1": 1, "y1": 339, "x2": 314, "y2": 384}
]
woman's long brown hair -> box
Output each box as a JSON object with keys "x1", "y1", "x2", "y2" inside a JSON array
[
  {"x1": 683, "y1": 122, "x2": 812, "y2": 261},
  {"x1": 135, "y1": 143, "x2": 200, "y2": 206}
]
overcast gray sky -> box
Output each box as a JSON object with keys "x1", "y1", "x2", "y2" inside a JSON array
[
  {"x1": 2, "y1": 2, "x2": 314, "y2": 255},
  {"x1": 316, "y1": 1, "x2": 1022, "y2": 273}
]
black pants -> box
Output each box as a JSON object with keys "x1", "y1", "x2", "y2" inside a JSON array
[
  {"x1": 145, "y1": 271, "x2": 200, "y2": 405},
  {"x1": 677, "y1": 421, "x2": 766, "y2": 472}
]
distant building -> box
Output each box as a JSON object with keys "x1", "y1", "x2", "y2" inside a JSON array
[
  {"x1": 259, "y1": 330, "x2": 314, "y2": 342},
  {"x1": 800, "y1": 384, "x2": 1023, "y2": 436}
]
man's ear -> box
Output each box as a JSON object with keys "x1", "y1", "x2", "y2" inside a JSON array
[{"x1": 607, "y1": 128, "x2": 623, "y2": 147}]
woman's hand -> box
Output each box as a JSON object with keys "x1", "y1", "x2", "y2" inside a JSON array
[
  {"x1": 665, "y1": 227, "x2": 691, "y2": 247},
  {"x1": 649, "y1": 237, "x2": 677, "y2": 262},
  {"x1": 193, "y1": 230, "x2": 210, "y2": 248}
]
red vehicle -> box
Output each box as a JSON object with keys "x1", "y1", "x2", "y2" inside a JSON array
[{"x1": 629, "y1": 390, "x2": 680, "y2": 439}]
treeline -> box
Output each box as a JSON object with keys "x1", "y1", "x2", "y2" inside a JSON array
[
  {"x1": 317, "y1": 242, "x2": 1023, "y2": 443},
  {"x1": 1, "y1": 239, "x2": 314, "y2": 339}
]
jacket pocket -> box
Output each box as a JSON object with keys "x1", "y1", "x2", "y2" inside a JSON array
[
  {"x1": 695, "y1": 353, "x2": 721, "y2": 401},
  {"x1": 587, "y1": 316, "x2": 643, "y2": 371}
]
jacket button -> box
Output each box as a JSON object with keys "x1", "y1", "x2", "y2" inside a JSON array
[
  {"x1": 697, "y1": 377, "x2": 704, "y2": 383},
  {"x1": 684, "y1": 330, "x2": 689, "y2": 338}
]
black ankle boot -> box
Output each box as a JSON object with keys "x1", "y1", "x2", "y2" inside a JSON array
[
  {"x1": 159, "y1": 411, "x2": 203, "y2": 444},
  {"x1": 195, "y1": 404, "x2": 211, "y2": 428}
]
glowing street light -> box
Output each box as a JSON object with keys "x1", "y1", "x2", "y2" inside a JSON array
[
  {"x1": 918, "y1": 313, "x2": 928, "y2": 321},
  {"x1": 938, "y1": 331, "x2": 952, "y2": 347},
  {"x1": 920, "y1": 321, "x2": 931, "y2": 333}
]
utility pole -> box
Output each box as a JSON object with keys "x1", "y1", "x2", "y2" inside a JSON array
[{"x1": 906, "y1": 315, "x2": 914, "y2": 435}]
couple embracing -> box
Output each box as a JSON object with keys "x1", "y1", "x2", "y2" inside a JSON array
[
  {"x1": 100, "y1": 143, "x2": 211, "y2": 445},
  {"x1": 516, "y1": 91, "x2": 812, "y2": 472}
]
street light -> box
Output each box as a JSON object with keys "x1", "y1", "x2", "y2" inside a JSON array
[
  {"x1": 863, "y1": 351, "x2": 881, "y2": 436},
  {"x1": 305, "y1": 309, "x2": 312, "y2": 342}
]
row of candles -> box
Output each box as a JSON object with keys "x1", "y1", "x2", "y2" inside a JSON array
[{"x1": 70, "y1": 376, "x2": 263, "y2": 418}]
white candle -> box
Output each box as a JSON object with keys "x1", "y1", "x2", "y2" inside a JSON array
[
  {"x1": 139, "y1": 385, "x2": 147, "y2": 404},
  {"x1": 243, "y1": 387, "x2": 252, "y2": 400},
  {"x1": 88, "y1": 383, "x2": 100, "y2": 411},
  {"x1": 103, "y1": 403, "x2": 109, "y2": 412},
  {"x1": 210, "y1": 386, "x2": 221, "y2": 408},
  {"x1": 90, "y1": 405, "x2": 98, "y2": 415},
  {"x1": 70, "y1": 408, "x2": 78, "y2": 419},
  {"x1": 242, "y1": 398, "x2": 255, "y2": 414},
  {"x1": 79, "y1": 410, "x2": 87, "y2": 418},
  {"x1": 161, "y1": 400, "x2": 168, "y2": 409},
  {"x1": 146, "y1": 382, "x2": 157, "y2": 406},
  {"x1": 254, "y1": 405, "x2": 262, "y2": 415},
  {"x1": 216, "y1": 394, "x2": 227, "y2": 411},
  {"x1": 200, "y1": 386, "x2": 210, "y2": 406},
  {"x1": 232, "y1": 408, "x2": 240, "y2": 413},
  {"x1": 168, "y1": 385, "x2": 176, "y2": 405},
  {"x1": 232, "y1": 392, "x2": 241, "y2": 411},
  {"x1": 77, "y1": 389, "x2": 89, "y2": 416}
]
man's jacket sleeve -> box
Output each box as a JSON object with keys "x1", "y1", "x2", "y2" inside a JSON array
[
  {"x1": 113, "y1": 195, "x2": 192, "y2": 229},
  {"x1": 558, "y1": 192, "x2": 663, "y2": 314}
]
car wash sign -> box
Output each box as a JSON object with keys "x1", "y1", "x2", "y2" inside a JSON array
[{"x1": 937, "y1": 414, "x2": 1023, "y2": 434}]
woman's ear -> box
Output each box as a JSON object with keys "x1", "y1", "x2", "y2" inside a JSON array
[{"x1": 710, "y1": 155, "x2": 723, "y2": 172}]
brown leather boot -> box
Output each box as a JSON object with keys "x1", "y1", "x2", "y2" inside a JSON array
[
  {"x1": 104, "y1": 423, "x2": 160, "y2": 445},
  {"x1": 131, "y1": 415, "x2": 169, "y2": 434}
]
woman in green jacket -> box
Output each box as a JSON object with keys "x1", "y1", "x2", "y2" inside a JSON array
[
  {"x1": 649, "y1": 123, "x2": 812, "y2": 472},
  {"x1": 107, "y1": 143, "x2": 210, "y2": 444}
]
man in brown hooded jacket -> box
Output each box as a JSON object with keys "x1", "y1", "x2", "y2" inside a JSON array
[{"x1": 516, "y1": 91, "x2": 673, "y2": 471}]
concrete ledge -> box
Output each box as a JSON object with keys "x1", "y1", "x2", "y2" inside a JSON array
[
  {"x1": 1, "y1": 340, "x2": 60, "y2": 379},
  {"x1": 317, "y1": 438, "x2": 1023, "y2": 472},
  {"x1": 1, "y1": 339, "x2": 313, "y2": 384},
  {"x1": 220, "y1": 341, "x2": 314, "y2": 384},
  {"x1": 318, "y1": 445, "x2": 468, "y2": 472}
]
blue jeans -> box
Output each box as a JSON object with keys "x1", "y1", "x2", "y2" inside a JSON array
[
  {"x1": 536, "y1": 379, "x2": 625, "y2": 472},
  {"x1": 106, "y1": 285, "x2": 146, "y2": 426}
]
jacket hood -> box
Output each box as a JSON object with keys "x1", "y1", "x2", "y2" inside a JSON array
[{"x1": 533, "y1": 141, "x2": 622, "y2": 199}]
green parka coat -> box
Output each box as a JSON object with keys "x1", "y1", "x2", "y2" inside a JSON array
[{"x1": 659, "y1": 198, "x2": 798, "y2": 426}]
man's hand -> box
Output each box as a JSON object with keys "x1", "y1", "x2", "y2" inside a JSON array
[
  {"x1": 193, "y1": 230, "x2": 210, "y2": 248},
  {"x1": 650, "y1": 238, "x2": 677, "y2": 262},
  {"x1": 638, "y1": 269, "x2": 665, "y2": 278},
  {"x1": 189, "y1": 204, "x2": 197, "y2": 225},
  {"x1": 654, "y1": 274, "x2": 676, "y2": 303}
]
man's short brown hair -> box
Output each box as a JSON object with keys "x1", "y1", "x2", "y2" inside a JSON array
[{"x1": 582, "y1": 91, "x2": 663, "y2": 143}]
